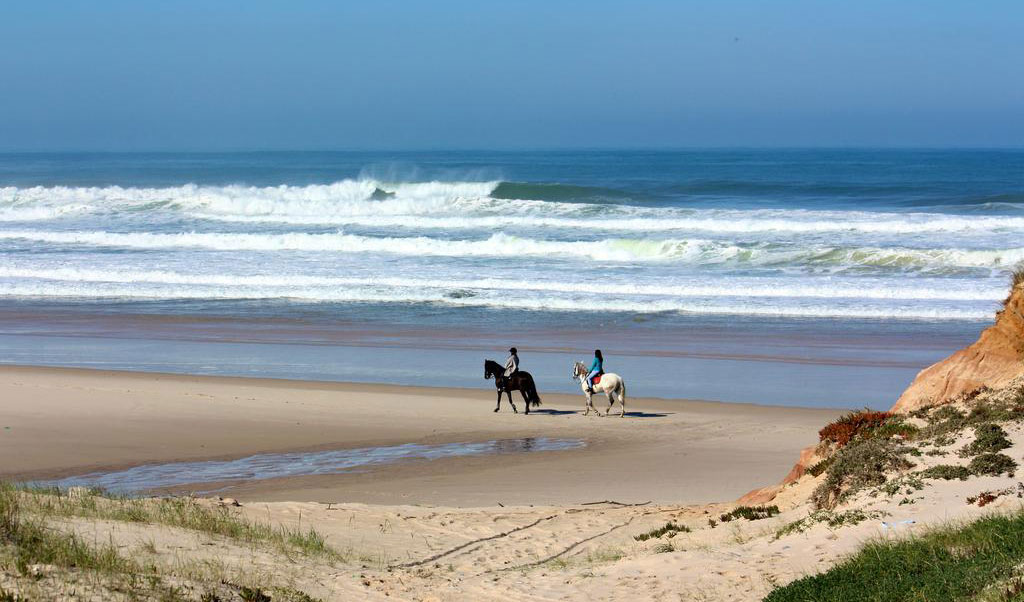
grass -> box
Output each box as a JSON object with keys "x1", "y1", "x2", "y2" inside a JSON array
[
  {"x1": 811, "y1": 438, "x2": 914, "y2": 510},
  {"x1": 0, "y1": 482, "x2": 181, "y2": 599},
  {"x1": 773, "y1": 509, "x2": 881, "y2": 540},
  {"x1": 960, "y1": 423, "x2": 1013, "y2": 457},
  {"x1": 634, "y1": 521, "x2": 690, "y2": 541},
  {"x1": 0, "y1": 482, "x2": 329, "y2": 601},
  {"x1": 969, "y1": 453, "x2": 1018, "y2": 477},
  {"x1": 14, "y1": 484, "x2": 343, "y2": 562},
  {"x1": 919, "y1": 464, "x2": 972, "y2": 481},
  {"x1": 1005, "y1": 265, "x2": 1024, "y2": 305},
  {"x1": 919, "y1": 399, "x2": 1024, "y2": 442},
  {"x1": 765, "y1": 510, "x2": 1024, "y2": 602},
  {"x1": 719, "y1": 506, "x2": 780, "y2": 522}
]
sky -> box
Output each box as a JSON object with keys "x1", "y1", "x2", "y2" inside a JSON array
[{"x1": 1, "y1": 0, "x2": 1022, "y2": 150}]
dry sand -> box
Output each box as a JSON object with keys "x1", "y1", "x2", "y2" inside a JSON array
[
  {"x1": 0, "y1": 365, "x2": 841, "y2": 506},
  {"x1": 4, "y1": 365, "x2": 1021, "y2": 601}
]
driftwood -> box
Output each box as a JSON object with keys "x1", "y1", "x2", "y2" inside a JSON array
[{"x1": 395, "y1": 514, "x2": 559, "y2": 569}]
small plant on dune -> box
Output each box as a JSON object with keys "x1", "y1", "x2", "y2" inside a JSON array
[
  {"x1": 812, "y1": 438, "x2": 914, "y2": 510},
  {"x1": 819, "y1": 411, "x2": 893, "y2": 447},
  {"x1": 806, "y1": 456, "x2": 835, "y2": 477},
  {"x1": 920, "y1": 464, "x2": 973, "y2": 481},
  {"x1": 719, "y1": 505, "x2": 780, "y2": 522},
  {"x1": 652, "y1": 542, "x2": 674, "y2": 554},
  {"x1": 773, "y1": 509, "x2": 881, "y2": 540},
  {"x1": 240, "y1": 587, "x2": 272, "y2": 602},
  {"x1": 634, "y1": 521, "x2": 690, "y2": 541},
  {"x1": 969, "y1": 453, "x2": 1018, "y2": 477},
  {"x1": 879, "y1": 473, "x2": 925, "y2": 497},
  {"x1": 0, "y1": 588, "x2": 28, "y2": 602},
  {"x1": 1004, "y1": 265, "x2": 1024, "y2": 305},
  {"x1": 959, "y1": 423, "x2": 1012, "y2": 457}
]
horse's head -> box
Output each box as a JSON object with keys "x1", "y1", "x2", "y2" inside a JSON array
[
  {"x1": 571, "y1": 361, "x2": 586, "y2": 380},
  {"x1": 484, "y1": 359, "x2": 496, "y2": 379}
]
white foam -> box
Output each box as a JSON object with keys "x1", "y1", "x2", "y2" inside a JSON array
[
  {"x1": 4, "y1": 182, "x2": 1024, "y2": 236},
  {"x1": 0, "y1": 266, "x2": 1003, "y2": 302},
  {"x1": 2, "y1": 229, "x2": 1023, "y2": 271},
  {"x1": 0, "y1": 279, "x2": 993, "y2": 321},
  {"x1": 0, "y1": 229, "x2": 737, "y2": 262}
]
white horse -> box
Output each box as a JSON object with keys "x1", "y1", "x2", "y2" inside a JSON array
[{"x1": 571, "y1": 361, "x2": 627, "y2": 417}]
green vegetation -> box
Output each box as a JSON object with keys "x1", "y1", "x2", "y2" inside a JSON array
[
  {"x1": 960, "y1": 423, "x2": 1012, "y2": 457},
  {"x1": 919, "y1": 464, "x2": 972, "y2": 481},
  {"x1": 773, "y1": 509, "x2": 881, "y2": 540},
  {"x1": 765, "y1": 510, "x2": 1024, "y2": 602},
  {"x1": 878, "y1": 473, "x2": 924, "y2": 496},
  {"x1": 806, "y1": 456, "x2": 835, "y2": 477},
  {"x1": 812, "y1": 438, "x2": 914, "y2": 510},
  {"x1": 719, "y1": 505, "x2": 780, "y2": 522},
  {"x1": 1005, "y1": 265, "x2": 1024, "y2": 305},
  {"x1": 633, "y1": 521, "x2": 690, "y2": 541},
  {"x1": 919, "y1": 398, "x2": 1024, "y2": 442},
  {"x1": 818, "y1": 411, "x2": 893, "y2": 447},
  {"x1": 969, "y1": 453, "x2": 1018, "y2": 477},
  {"x1": 16, "y1": 485, "x2": 341, "y2": 561},
  {"x1": 0, "y1": 483, "x2": 328, "y2": 601}
]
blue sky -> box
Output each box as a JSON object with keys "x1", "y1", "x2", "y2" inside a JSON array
[{"x1": 1, "y1": 1, "x2": 1021, "y2": 150}]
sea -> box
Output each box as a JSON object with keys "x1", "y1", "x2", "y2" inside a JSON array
[{"x1": 1, "y1": 150, "x2": 1021, "y2": 408}]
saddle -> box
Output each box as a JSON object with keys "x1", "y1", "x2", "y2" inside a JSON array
[{"x1": 592, "y1": 373, "x2": 604, "y2": 385}]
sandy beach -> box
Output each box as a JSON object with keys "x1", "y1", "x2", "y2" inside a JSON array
[{"x1": 0, "y1": 365, "x2": 841, "y2": 506}]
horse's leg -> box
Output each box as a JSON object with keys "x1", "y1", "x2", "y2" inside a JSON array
[
  {"x1": 520, "y1": 388, "x2": 531, "y2": 414},
  {"x1": 618, "y1": 383, "x2": 626, "y2": 417},
  {"x1": 507, "y1": 390, "x2": 517, "y2": 414},
  {"x1": 495, "y1": 388, "x2": 502, "y2": 412},
  {"x1": 587, "y1": 390, "x2": 602, "y2": 417},
  {"x1": 605, "y1": 390, "x2": 615, "y2": 415}
]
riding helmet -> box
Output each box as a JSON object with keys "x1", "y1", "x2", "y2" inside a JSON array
[{"x1": 509, "y1": 347, "x2": 517, "y2": 354}]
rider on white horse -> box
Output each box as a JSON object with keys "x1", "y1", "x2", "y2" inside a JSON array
[{"x1": 585, "y1": 349, "x2": 603, "y2": 393}]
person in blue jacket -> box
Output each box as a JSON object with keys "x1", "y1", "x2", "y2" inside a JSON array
[{"x1": 585, "y1": 349, "x2": 604, "y2": 393}]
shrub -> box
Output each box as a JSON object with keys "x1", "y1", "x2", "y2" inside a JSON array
[
  {"x1": 812, "y1": 438, "x2": 914, "y2": 510},
  {"x1": 719, "y1": 505, "x2": 780, "y2": 522},
  {"x1": 968, "y1": 453, "x2": 1018, "y2": 477},
  {"x1": 652, "y1": 543, "x2": 674, "y2": 554},
  {"x1": 634, "y1": 521, "x2": 690, "y2": 541},
  {"x1": 919, "y1": 465, "x2": 972, "y2": 481},
  {"x1": 959, "y1": 423, "x2": 1012, "y2": 457},
  {"x1": 806, "y1": 456, "x2": 835, "y2": 477},
  {"x1": 819, "y1": 411, "x2": 893, "y2": 447}
]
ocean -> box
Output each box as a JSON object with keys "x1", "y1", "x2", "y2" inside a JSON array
[{"x1": 1, "y1": 150, "x2": 1020, "y2": 407}]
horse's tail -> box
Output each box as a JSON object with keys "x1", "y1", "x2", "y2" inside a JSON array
[
  {"x1": 618, "y1": 378, "x2": 626, "y2": 403},
  {"x1": 526, "y1": 375, "x2": 542, "y2": 407}
]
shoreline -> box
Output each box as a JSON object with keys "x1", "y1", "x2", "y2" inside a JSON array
[{"x1": 0, "y1": 364, "x2": 844, "y2": 506}]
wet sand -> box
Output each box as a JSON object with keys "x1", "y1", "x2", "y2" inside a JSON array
[{"x1": 0, "y1": 365, "x2": 842, "y2": 506}]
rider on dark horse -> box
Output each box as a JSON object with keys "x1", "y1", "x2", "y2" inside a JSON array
[
  {"x1": 484, "y1": 347, "x2": 541, "y2": 413},
  {"x1": 504, "y1": 347, "x2": 519, "y2": 378}
]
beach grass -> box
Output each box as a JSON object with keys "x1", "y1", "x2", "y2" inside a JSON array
[
  {"x1": 1, "y1": 482, "x2": 331, "y2": 601},
  {"x1": 11, "y1": 484, "x2": 343, "y2": 562},
  {"x1": 765, "y1": 510, "x2": 1024, "y2": 602}
]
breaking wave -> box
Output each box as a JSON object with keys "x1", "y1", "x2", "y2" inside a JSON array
[
  {"x1": 2, "y1": 229, "x2": 1023, "y2": 272},
  {"x1": 4, "y1": 182, "x2": 1024, "y2": 237}
]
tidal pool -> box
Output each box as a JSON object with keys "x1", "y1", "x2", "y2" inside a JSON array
[{"x1": 38, "y1": 437, "x2": 586, "y2": 495}]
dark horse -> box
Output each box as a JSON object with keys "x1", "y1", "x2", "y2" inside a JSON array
[{"x1": 484, "y1": 359, "x2": 542, "y2": 414}]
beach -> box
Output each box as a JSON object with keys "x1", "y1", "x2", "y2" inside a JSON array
[{"x1": 0, "y1": 365, "x2": 841, "y2": 506}]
